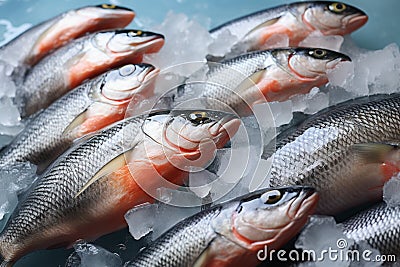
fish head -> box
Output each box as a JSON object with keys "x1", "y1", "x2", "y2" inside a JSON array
[
  {"x1": 274, "y1": 47, "x2": 351, "y2": 80},
  {"x1": 98, "y1": 63, "x2": 159, "y2": 103},
  {"x1": 142, "y1": 110, "x2": 241, "y2": 163},
  {"x1": 105, "y1": 29, "x2": 165, "y2": 55},
  {"x1": 213, "y1": 186, "x2": 318, "y2": 252},
  {"x1": 77, "y1": 4, "x2": 135, "y2": 27},
  {"x1": 301, "y1": 1, "x2": 368, "y2": 35},
  {"x1": 28, "y1": 5, "x2": 135, "y2": 65}
]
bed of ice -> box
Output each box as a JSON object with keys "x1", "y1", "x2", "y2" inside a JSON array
[{"x1": 0, "y1": 1, "x2": 400, "y2": 266}]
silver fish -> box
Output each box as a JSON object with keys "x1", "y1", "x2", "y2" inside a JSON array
[
  {"x1": 15, "y1": 29, "x2": 164, "y2": 117},
  {"x1": 209, "y1": 1, "x2": 367, "y2": 59},
  {"x1": 0, "y1": 4, "x2": 135, "y2": 67},
  {"x1": 159, "y1": 48, "x2": 350, "y2": 116},
  {"x1": 0, "y1": 109, "x2": 240, "y2": 265},
  {"x1": 265, "y1": 94, "x2": 400, "y2": 215},
  {"x1": 0, "y1": 64, "x2": 158, "y2": 171},
  {"x1": 342, "y1": 202, "x2": 400, "y2": 258},
  {"x1": 125, "y1": 186, "x2": 318, "y2": 267}
]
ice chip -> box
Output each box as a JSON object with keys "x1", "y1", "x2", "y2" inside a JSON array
[
  {"x1": 208, "y1": 29, "x2": 238, "y2": 57},
  {"x1": 327, "y1": 61, "x2": 355, "y2": 87},
  {"x1": 299, "y1": 33, "x2": 344, "y2": 51},
  {"x1": 189, "y1": 170, "x2": 215, "y2": 198},
  {"x1": 0, "y1": 97, "x2": 20, "y2": 126},
  {"x1": 269, "y1": 100, "x2": 293, "y2": 126},
  {"x1": 124, "y1": 203, "x2": 157, "y2": 240},
  {"x1": 0, "y1": 162, "x2": 37, "y2": 231},
  {"x1": 383, "y1": 174, "x2": 400, "y2": 207},
  {"x1": 74, "y1": 241, "x2": 123, "y2": 267},
  {"x1": 291, "y1": 87, "x2": 329, "y2": 115},
  {"x1": 143, "y1": 12, "x2": 213, "y2": 77},
  {"x1": 295, "y1": 215, "x2": 353, "y2": 267}
]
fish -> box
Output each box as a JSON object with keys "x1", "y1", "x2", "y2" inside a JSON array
[
  {"x1": 0, "y1": 63, "x2": 159, "y2": 171},
  {"x1": 209, "y1": 1, "x2": 367, "y2": 59},
  {"x1": 342, "y1": 202, "x2": 400, "y2": 259},
  {"x1": 264, "y1": 94, "x2": 400, "y2": 215},
  {"x1": 0, "y1": 109, "x2": 240, "y2": 265},
  {"x1": 15, "y1": 29, "x2": 165, "y2": 117},
  {"x1": 0, "y1": 4, "x2": 135, "y2": 67},
  {"x1": 125, "y1": 186, "x2": 318, "y2": 267},
  {"x1": 160, "y1": 48, "x2": 350, "y2": 116}
]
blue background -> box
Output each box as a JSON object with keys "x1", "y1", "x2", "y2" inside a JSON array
[{"x1": 0, "y1": 0, "x2": 399, "y2": 266}]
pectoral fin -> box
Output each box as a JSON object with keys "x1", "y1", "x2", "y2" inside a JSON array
[
  {"x1": 245, "y1": 17, "x2": 281, "y2": 37},
  {"x1": 62, "y1": 109, "x2": 89, "y2": 138},
  {"x1": 350, "y1": 142, "x2": 400, "y2": 164},
  {"x1": 74, "y1": 152, "x2": 128, "y2": 198}
]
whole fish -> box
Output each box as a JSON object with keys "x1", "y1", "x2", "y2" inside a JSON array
[
  {"x1": 0, "y1": 64, "x2": 159, "y2": 171},
  {"x1": 342, "y1": 202, "x2": 400, "y2": 258},
  {"x1": 161, "y1": 48, "x2": 350, "y2": 116},
  {"x1": 125, "y1": 186, "x2": 318, "y2": 267},
  {"x1": 16, "y1": 29, "x2": 165, "y2": 117},
  {"x1": 210, "y1": 1, "x2": 367, "y2": 59},
  {"x1": 0, "y1": 4, "x2": 135, "y2": 67},
  {"x1": 0, "y1": 109, "x2": 240, "y2": 265},
  {"x1": 265, "y1": 94, "x2": 400, "y2": 215}
]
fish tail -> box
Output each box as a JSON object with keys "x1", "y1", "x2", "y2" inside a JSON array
[{"x1": 0, "y1": 244, "x2": 12, "y2": 267}]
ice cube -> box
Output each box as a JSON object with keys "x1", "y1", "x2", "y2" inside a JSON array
[
  {"x1": 208, "y1": 29, "x2": 238, "y2": 58},
  {"x1": 295, "y1": 215, "x2": 354, "y2": 267},
  {"x1": 124, "y1": 203, "x2": 157, "y2": 240},
  {"x1": 383, "y1": 174, "x2": 400, "y2": 207},
  {"x1": 299, "y1": 33, "x2": 344, "y2": 51},
  {"x1": 0, "y1": 162, "x2": 37, "y2": 232},
  {"x1": 327, "y1": 61, "x2": 355, "y2": 88},
  {"x1": 268, "y1": 100, "x2": 293, "y2": 127},
  {"x1": 291, "y1": 87, "x2": 329, "y2": 115},
  {"x1": 143, "y1": 12, "x2": 212, "y2": 77},
  {"x1": 188, "y1": 170, "x2": 215, "y2": 198},
  {"x1": 74, "y1": 241, "x2": 123, "y2": 267}
]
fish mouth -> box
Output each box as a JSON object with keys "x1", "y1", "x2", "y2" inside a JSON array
[
  {"x1": 166, "y1": 114, "x2": 240, "y2": 151},
  {"x1": 343, "y1": 14, "x2": 368, "y2": 34},
  {"x1": 325, "y1": 56, "x2": 350, "y2": 70}
]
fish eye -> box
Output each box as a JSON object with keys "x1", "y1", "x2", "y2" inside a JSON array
[
  {"x1": 101, "y1": 4, "x2": 116, "y2": 9},
  {"x1": 309, "y1": 49, "x2": 327, "y2": 59},
  {"x1": 119, "y1": 65, "x2": 136, "y2": 76},
  {"x1": 328, "y1": 2, "x2": 347, "y2": 13},
  {"x1": 189, "y1": 111, "x2": 211, "y2": 125},
  {"x1": 261, "y1": 190, "x2": 282, "y2": 205}
]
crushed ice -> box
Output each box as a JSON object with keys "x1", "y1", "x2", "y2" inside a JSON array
[
  {"x1": 383, "y1": 173, "x2": 400, "y2": 207},
  {"x1": 73, "y1": 240, "x2": 123, "y2": 267}
]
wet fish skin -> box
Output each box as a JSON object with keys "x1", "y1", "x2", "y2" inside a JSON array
[
  {"x1": 126, "y1": 186, "x2": 318, "y2": 267},
  {"x1": 210, "y1": 1, "x2": 367, "y2": 59},
  {"x1": 16, "y1": 29, "x2": 164, "y2": 117},
  {"x1": 265, "y1": 94, "x2": 400, "y2": 215},
  {"x1": 0, "y1": 4, "x2": 135, "y2": 67},
  {"x1": 0, "y1": 64, "x2": 157, "y2": 170},
  {"x1": 164, "y1": 48, "x2": 350, "y2": 116},
  {"x1": 0, "y1": 109, "x2": 238, "y2": 264},
  {"x1": 342, "y1": 202, "x2": 400, "y2": 257}
]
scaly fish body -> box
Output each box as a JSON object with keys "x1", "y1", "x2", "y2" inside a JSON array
[
  {"x1": 164, "y1": 48, "x2": 349, "y2": 116},
  {"x1": 0, "y1": 64, "x2": 158, "y2": 170},
  {"x1": 210, "y1": 1, "x2": 367, "y2": 59},
  {"x1": 266, "y1": 94, "x2": 400, "y2": 215},
  {"x1": 16, "y1": 29, "x2": 164, "y2": 116},
  {"x1": 0, "y1": 4, "x2": 134, "y2": 67},
  {"x1": 126, "y1": 187, "x2": 318, "y2": 267},
  {"x1": 342, "y1": 203, "x2": 400, "y2": 257},
  {"x1": 0, "y1": 110, "x2": 240, "y2": 264}
]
